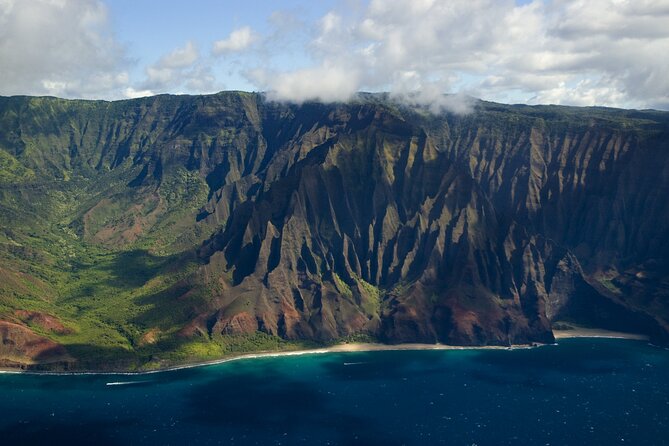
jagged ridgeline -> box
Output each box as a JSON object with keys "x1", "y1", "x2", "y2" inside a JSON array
[{"x1": 1, "y1": 92, "x2": 668, "y2": 370}]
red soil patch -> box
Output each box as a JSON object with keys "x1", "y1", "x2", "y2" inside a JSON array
[
  {"x1": 0, "y1": 321, "x2": 71, "y2": 365},
  {"x1": 14, "y1": 310, "x2": 72, "y2": 334}
]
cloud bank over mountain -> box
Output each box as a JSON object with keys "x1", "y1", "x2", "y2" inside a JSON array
[
  {"x1": 0, "y1": 0, "x2": 668, "y2": 110},
  {"x1": 0, "y1": 0, "x2": 127, "y2": 98}
]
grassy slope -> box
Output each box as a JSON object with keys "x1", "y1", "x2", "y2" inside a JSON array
[
  {"x1": 0, "y1": 184, "x2": 311, "y2": 370},
  {"x1": 0, "y1": 94, "x2": 315, "y2": 370}
]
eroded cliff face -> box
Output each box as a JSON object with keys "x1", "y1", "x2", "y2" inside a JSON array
[
  {"x1": 192, "y1": 100, "x2": 669, "y2": 346},
  {"x1": 1, "y1": 93, "x2": 668, "y2": 367}
]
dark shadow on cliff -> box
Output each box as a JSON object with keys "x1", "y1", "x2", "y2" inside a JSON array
[
  {"x1": 62, "y1": 248, "x2": 190, "y2": 305},
  {"x1": 29, "y1": 343, "x2": 144, "y2": 373},
  {"x1": 98, "y1": 249, "x2": 181, "y2": 288}
]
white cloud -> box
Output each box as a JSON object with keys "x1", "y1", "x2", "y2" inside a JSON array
[
  {"x1": 123, "y1": 87, "x2": 154, "y2": 99},
  {"x1": 212, "y1": 26, "x2": 258, "y2": 55},
  {"x1": 0, "y1": 0, "x2": 128, "y2": 98},
  {"x1": 0, "y1": 1, "x2": 221, "y2": 99},
  {"x1": 531, "y1": 79, "x2": 628, "y2": 107},
  {"x1": 139, "y1": 41, "x2": 219, "y2": 94},
  {"x1": 250, "y1": 64, "x2": 360, "y2": 103},
  {"x1": 156, "y1": 41, "x2": 198, "y2": 69},
  {"x1": 248, "y1": 0, "x2": 669, "y2": 110}
]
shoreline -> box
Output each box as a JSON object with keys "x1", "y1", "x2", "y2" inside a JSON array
[
  {"x1": 0, "y1": 342, "x2": 523, "y2": 377},
  {"x1": 0, "y1": 328, "x2": 650, "y2": 376}
]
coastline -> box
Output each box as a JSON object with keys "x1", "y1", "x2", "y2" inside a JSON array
[
  {"x1": 0, "y1": 342, "x2": 522, "y2": 376},
  {"x1": 0, "y1": 328, "x2": 650, "y2": 376}
]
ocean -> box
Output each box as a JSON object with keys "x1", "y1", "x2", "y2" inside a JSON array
[{"x1": 1, "y1": 338, "x2": 668, "y2": 445}]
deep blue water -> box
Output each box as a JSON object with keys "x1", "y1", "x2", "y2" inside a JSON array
[{"x1": 1, "y1": 338, "x2": 668, "y2": 445}]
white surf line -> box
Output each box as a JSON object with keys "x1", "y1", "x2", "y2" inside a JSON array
[{"x1": 105, "y1": 380, "x2": 149, "y2": 386}]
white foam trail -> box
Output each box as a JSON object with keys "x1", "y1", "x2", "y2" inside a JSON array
[{"x1": 105, "y1": 380, "x2": 149, "y2": 386}]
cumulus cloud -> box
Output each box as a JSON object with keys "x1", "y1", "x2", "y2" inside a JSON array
[
  {"x1": 155, "y1": 41, "x2": 199, "y2": 69},
  {"x1": 249, "y1": 65, "x2": 360, "y2": 103},
  {"x1": 142, "y1": 41, "x2": 197, "y2": 90},
  {"x1": 0, "y1": 0, "x2": 128, "y2": 98},
  {"x1": 485, "y1": 0, "x2": 669, "y2": 109},
  {"x1": 249, "y1": 0, "x2": 669, "y2": 110},
  {"x1": 123, "y1": 87, "x2": 154, "y2": 99},
  {"x1": 0, "y1": 0, "x2": 220, "y2": 99},
  {"x1": 138, "y1": 41, "x2": 219, "y2": 95},
  {"x1": 212, "y1": 26, "x2": 258, "y2": 55}
]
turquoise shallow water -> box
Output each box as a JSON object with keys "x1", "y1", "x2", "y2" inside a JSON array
[{"x1": 1, "y1": 338, "x2": 668, "y2": 445}]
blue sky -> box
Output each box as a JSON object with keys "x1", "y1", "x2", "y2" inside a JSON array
[
  {"x1": 109, "y1": 0, "x2": 333, "y2": 88},
  {"x1": 1, "y1": 0, "x2": 668, "y2": 110}
]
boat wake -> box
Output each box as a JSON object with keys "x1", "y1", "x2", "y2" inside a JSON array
[{"x1": 106, "y1": 380, "x2": 149, "y2": 386}]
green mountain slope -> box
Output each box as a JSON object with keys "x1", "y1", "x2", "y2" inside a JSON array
[{"x1": 1, "y1": 92, "x2": 668, "y2": 371}]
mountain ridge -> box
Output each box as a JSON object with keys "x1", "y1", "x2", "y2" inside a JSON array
[{"x1": 0, "y1": 92, "x2": 667, "y2": 370}]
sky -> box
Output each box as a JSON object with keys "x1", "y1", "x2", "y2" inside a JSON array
[{"x1": 0, "y1": 0, "x2": 668, "y2": 110}]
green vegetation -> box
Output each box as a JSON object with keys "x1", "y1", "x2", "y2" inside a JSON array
[
  {"x1": 598, "y1": 277, "x2": 623, "y2": 295},
  {"x1": 355, "y1": 274, "x2": 382, "y2": 315},
  {"x1": 327, "y1": 332, "x2": 379, "y2": 345},
  {"x1": 136, "y1": 332, "x2": 316, "y2": 371},
  {"x1": 333, "y1": 272, "x2": 353, "y2": 298},
  {"x1": 0, "y1": 149, "x2": 36, "y2": 183}
]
